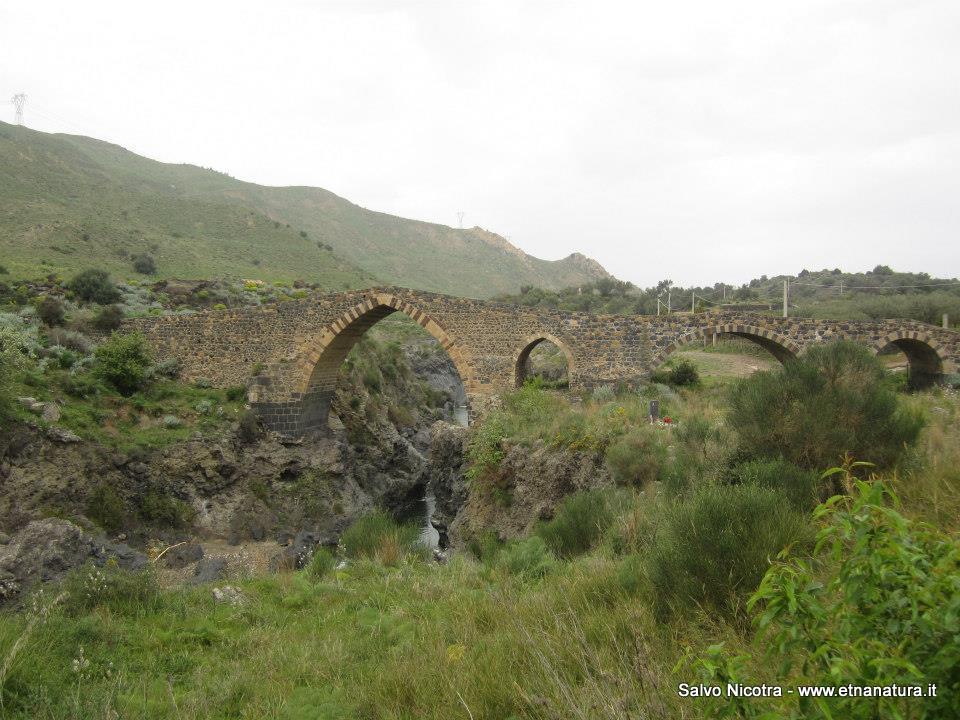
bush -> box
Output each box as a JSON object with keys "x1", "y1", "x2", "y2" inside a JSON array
[
  {"x1": 605, "y1": 427, "x2": 666, "y2": 487},
  {"x1": 645, "y1": 484, "x2": 809, "y2": 617},
  {"x1": 667, "y1": 358, "x2": 700, "y2": 386},
  {"x1": 45, "y1": 327, "x2": 92, "y2": 354},
  {"x1": 305, "y1": 547, "x2": 336, "y2": 580},
  {"x1": 728, "y1": 458, "x2": 821, "y2": 510},
  {"x1": 340, "y1": 511, "x2": 421, "y2": 565},
  {"x1": 140, "y1": 490, "x2": 192, "y2": 528},
  {"x1": 93, "y1": 304, "x2": 125, "y2": 332},
  {"x1": 237, "y1": 409, "x2": 261, "y2": 443},
  {"x1": 37, "y1": 296, "x2": 65, "y2": 326},
  {"x1": 225, "y1": 386, "x2": 246, "y2": 402},
  {"x1": 536, "y1": 489, "x2": 615, "y2": 559},
  {"x1": 94, "y1": 331, "x2": 152, "y2": 395},
  {"x1": 729, "y1": 341, "x2": 924, "y2": 470},
  {"x1": 68, "y1": 269, "x2": 121, "y2": 304},
  {"x1": 497, "y1": 536, "x2": 556, "y2": 578},
  {"x1": 131, "y1": 253, "x2": 156, "y2": 274},
  {"x1": 694, "y1": 480, "x2": 960, "y2": 718},
  {"x1": 85, "y1": 484, "x2": 126, "y2": 534}
]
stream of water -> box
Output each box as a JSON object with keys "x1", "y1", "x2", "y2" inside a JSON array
[{"x1": 417, "y1": 405, "x2": 468, "y2": 550}]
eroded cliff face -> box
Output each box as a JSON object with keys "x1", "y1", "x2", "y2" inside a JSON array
[{"x1": 418, "y1": 427, "x2": 615, "y2": 548}]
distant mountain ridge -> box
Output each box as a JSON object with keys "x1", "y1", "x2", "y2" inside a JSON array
[{"x1": 0, "y1": 121, "x2": 611, "y2": 297}]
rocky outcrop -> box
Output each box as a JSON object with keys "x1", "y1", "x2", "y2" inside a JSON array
[
  {"x1": 423, "y1": 422, "x2": 469, "y2": 545},
  {"x1": 0, "y1": 519, "x2": 147, "y2": 604},
  {"x1": 449, "y1": 441, "x2": 613, "y2": 546}
]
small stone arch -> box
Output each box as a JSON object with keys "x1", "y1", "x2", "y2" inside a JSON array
[
  {"x1": 652, "y1": 324, "x2": 800, "y2": 370},
  {"x1": 251, "y1": 293, "x2": 475, "y2": 436},
  {"x1": 512, "y1": 333, "x2": 575, "y2": 388},
  {"x1": 871, "y1": 330, "x2": 947, "y2": 389}
]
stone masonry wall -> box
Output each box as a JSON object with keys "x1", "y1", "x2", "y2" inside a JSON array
[{"x1": 127, "y1": 286, "x2": 960, "y2": 436}]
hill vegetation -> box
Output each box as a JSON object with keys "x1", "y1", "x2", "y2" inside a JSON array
[
  {"x1": 0, "y1": 121, "x2": 609, "y2": 297},
  {"x1": 497, "y1": 266, "x2": 960, "y2": 327}
]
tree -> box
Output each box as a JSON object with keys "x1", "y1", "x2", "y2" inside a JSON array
[
  {"x1": 132, "y1": 254, "x2": 156, "y2": 275},
  {"x1": 94, "y1": 332, "x2": 152, "y2": 395},
  {"x1": 37, "y1": 297, "x2": 65, "y2": 327},
  {"x1": 68, "y1": 269, "x2": 121, "y2": 304}
]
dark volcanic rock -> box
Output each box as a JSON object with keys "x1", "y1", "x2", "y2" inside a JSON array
[
  {"x1": 0, "y1": 518, "x2": 147, "y2": 604},
  {"x1": 189, "y1": 557, "x2": 227, "y2": 585}
]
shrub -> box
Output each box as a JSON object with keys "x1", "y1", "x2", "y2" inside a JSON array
[
  {"x1": 645, "y1": 484, "x2": 809, "y2": 617},
  {"x1": 340, "y1": 511, "x2": 421, "y2": 564},
  {"x1": 45, "y1": 327, "x2": 92, "y2": 354},
  {"x1": 694, "y1": 479, "x2": 960, "y2": 718},
  {"x1": 305, "y1": 547, "x2": 336, "y2": 580},
  {"x1": 536, "y1": 489, "x2": 615, "y2": 559},
  {"x1": 667, "y1": 357, "x2": 700, "y2": 386},
  {"x1": 140, "y1": 490, "x2": 192, "y2": 528},
  {"x1": 92, "y1": 304, "x2": 124, "y2": 332},
  {"x1": 237, "y1": 409, "x2": 261, "y2": 443},
  {"x1": 68, "y1": 269, "x2": 121, "y2": 304},
  {"x1": 162, "y1": 414, "x2": 182, "y2": 428},
  {"x1": 497, "y1": 536, "x2": 556, "y2": 578},
  {"x1": 93, "y1": 331, "x2": 152, "y2": 395},
  {"x1": 729, "y1": 458, "x2": 821, "y2": 510},
  {"x1": 605, "y1": 427, "x2": 666, "y2": 487},
  {"x1": 729, "y1": 341, "x2": 924, "y2": 470},
  {"x1": 151, "y1": 357, "x2": 181, "y2": 379},
  {"x1": 37, "y1": 296, "x2": 65, "y2": 326},
  {"x1": 194, "y1": 399, "x2": 213, "y2": 415},
  {"x1": 131, "y1": 253, "x2": 156, "y2": 274},
  {"x1": 85, "y1": 484, "x2": 126, "y2": 534},
  {"x1": 225, "y1": 386, "x2": 246, "y2": 402},
  {"x1": 590, "y1": 384, "x2": 616, "y2": 403}
]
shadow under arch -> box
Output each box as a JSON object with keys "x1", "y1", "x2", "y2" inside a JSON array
[
  {"x1": 513, "y1": 333, "x2": 575, "y2": 388},
  {"x1": 252, "y1": 293, "x2": 474, "y2": 436},
  {"x1": 651, "y1": 324, "x2": 801, "y2": 371},
  {"x1": 872, "y1": 331, "x2": 946, "y2": 389}
]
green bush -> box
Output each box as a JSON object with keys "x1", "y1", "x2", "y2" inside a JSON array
[
  {"x1": 729, "y1": 341, "x2": 924, "y2": 470},
  {"x1": 729, "y1": 458, "x2": 821, "y2": 510},
  {"x1": 667, "y1": 358, "x2": 700, "y2": 386},
  {"x1": 131, "y1": 253, "x2": 156, "y2": 274},
  {"x1": 37, "y1": 296, "x2": 65, "y2": 326},
  {"x1": 694, "y1": 479, "x2": 960, "y2": 719},
  {"x1": 605, "y1": 427, "x2": 666, "y2": 487},
  {"x1": 536, "y1": 489, "x2": 615, "y2": 559},
  {"x1": 225, "y1": 386, "x2": 246, "y2": 402},
  {"x1": 85, "y1": 484, "x2": 126, "y2": 534},
  {"x1": 92, "y1": 304, "x2": 125, "y2": 332},
  {"x1": 645, "y1": 484, "x2": 809, "y2": 617},
  {"x1": 94, "y1": 331, "x2": 152, "y2": 395},
  {"x1": 139, "y1": 490, "x2": 193, "y2": 528},
  {"x1": 68, "y1": 269, "x2": 121, "y2": 304},
  {"x1": 340, "y1": 511, "x2": 421, "y2": 563},
  {"x1": 305, "y1": 547, "x2": 336, "y2": 580},
  {"x1": 497, "y1": 536, "x2": 556, "y2": 578}
]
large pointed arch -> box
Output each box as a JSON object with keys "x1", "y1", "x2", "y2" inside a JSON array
[
  {"x1": 251, "y1": 293, "x2": 476, "y2": 436},
  {"x1": 651, "y1": 323, "x2": 800, "y2": 370}
]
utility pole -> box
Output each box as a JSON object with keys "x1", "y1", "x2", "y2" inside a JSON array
[
  {"x1": 456, "y1": 211, "x2": 464, "y2": 228},
  {"x1": 656, "y1": 295, "x2": 662, "y2": 316},
  {"x1": 782, "y1": 279, "x2": 789, "y2": 318},
  {"x1": 11, "y1": 93, "x2": 26, "y2": 125},
  {"x1": 667, "y1": 288, "x2": 672, "y2": 313},
  {"x1": 691, "y1": 292, "x2": 696, "y2": 313},
  {"x1": 722, "y1": 285, "x2": 726, "y2": 301},
  {"x1": 839, "y1": 280, "x2": 843, "y2": 297}
]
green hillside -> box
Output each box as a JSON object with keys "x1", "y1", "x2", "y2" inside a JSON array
[{"x1": 0, "y1": 122, "x2": 609, "y2": 296}]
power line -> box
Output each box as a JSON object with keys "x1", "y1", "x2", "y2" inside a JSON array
[{"x1": 11, "y1": 93, "x2": 26, "y2": 125}]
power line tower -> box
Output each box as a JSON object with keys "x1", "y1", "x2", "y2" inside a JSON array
[
  {"x1": 11, "y1": 93, "x2": 26, "y2": 125},
  {"x1": 457, "y1": 211, "x2": 464, "y2": 228}
]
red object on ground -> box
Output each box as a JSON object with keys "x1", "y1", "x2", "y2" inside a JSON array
[{"x1": 663, "y1": 417, "x2": 672, "y2": 424}]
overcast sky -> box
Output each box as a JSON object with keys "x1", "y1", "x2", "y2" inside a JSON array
[{"x1": 3, "y1": 0, "x2": 959, "y2": 287}]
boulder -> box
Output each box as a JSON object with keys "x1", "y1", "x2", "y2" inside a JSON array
[
  {"x1": 0, "y1": 518, "x2": 147, "y2": 604},
  {"x1": 162, "y1": 542, "x2": 204, "y2": 569},
  {"x1": 189, "y1": 557, "x2": 227, "y2": 585}
]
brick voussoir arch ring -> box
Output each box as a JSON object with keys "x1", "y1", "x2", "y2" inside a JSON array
[
  {"x1": 291, "y1": 292, "x2": 477, "y2": 397},
  {"x1": 868, "y1": 329, "x2": 952, "y2": 373},
  {"x1": 651, "y1": 324, "x2": 802, "y2": 369},
  {"x1": 511, "y1": 332, "x2": 576, "y2": 387}
]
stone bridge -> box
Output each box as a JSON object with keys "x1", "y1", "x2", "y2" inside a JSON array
[{"x1": 129, "y1": 286, "x2": 960, "y2": 437}]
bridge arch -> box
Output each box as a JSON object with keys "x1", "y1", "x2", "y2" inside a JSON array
[
  {"x1": 651, "y1": 324, "x2": 800, "y2": 371},
  {"x1": 512, "y1": 333, "x2": 575, "y2": 388},
  {"x1": 251, "y1": 293, "x2": 475, "y2": 436},
  {"x1": 871, "y1": 330, "x2": 947, "y2": 389}
]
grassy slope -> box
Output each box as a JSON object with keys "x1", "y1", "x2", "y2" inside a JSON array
[{"x1": 0, "y1": 121, "x2": 610, "y2": 297}]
